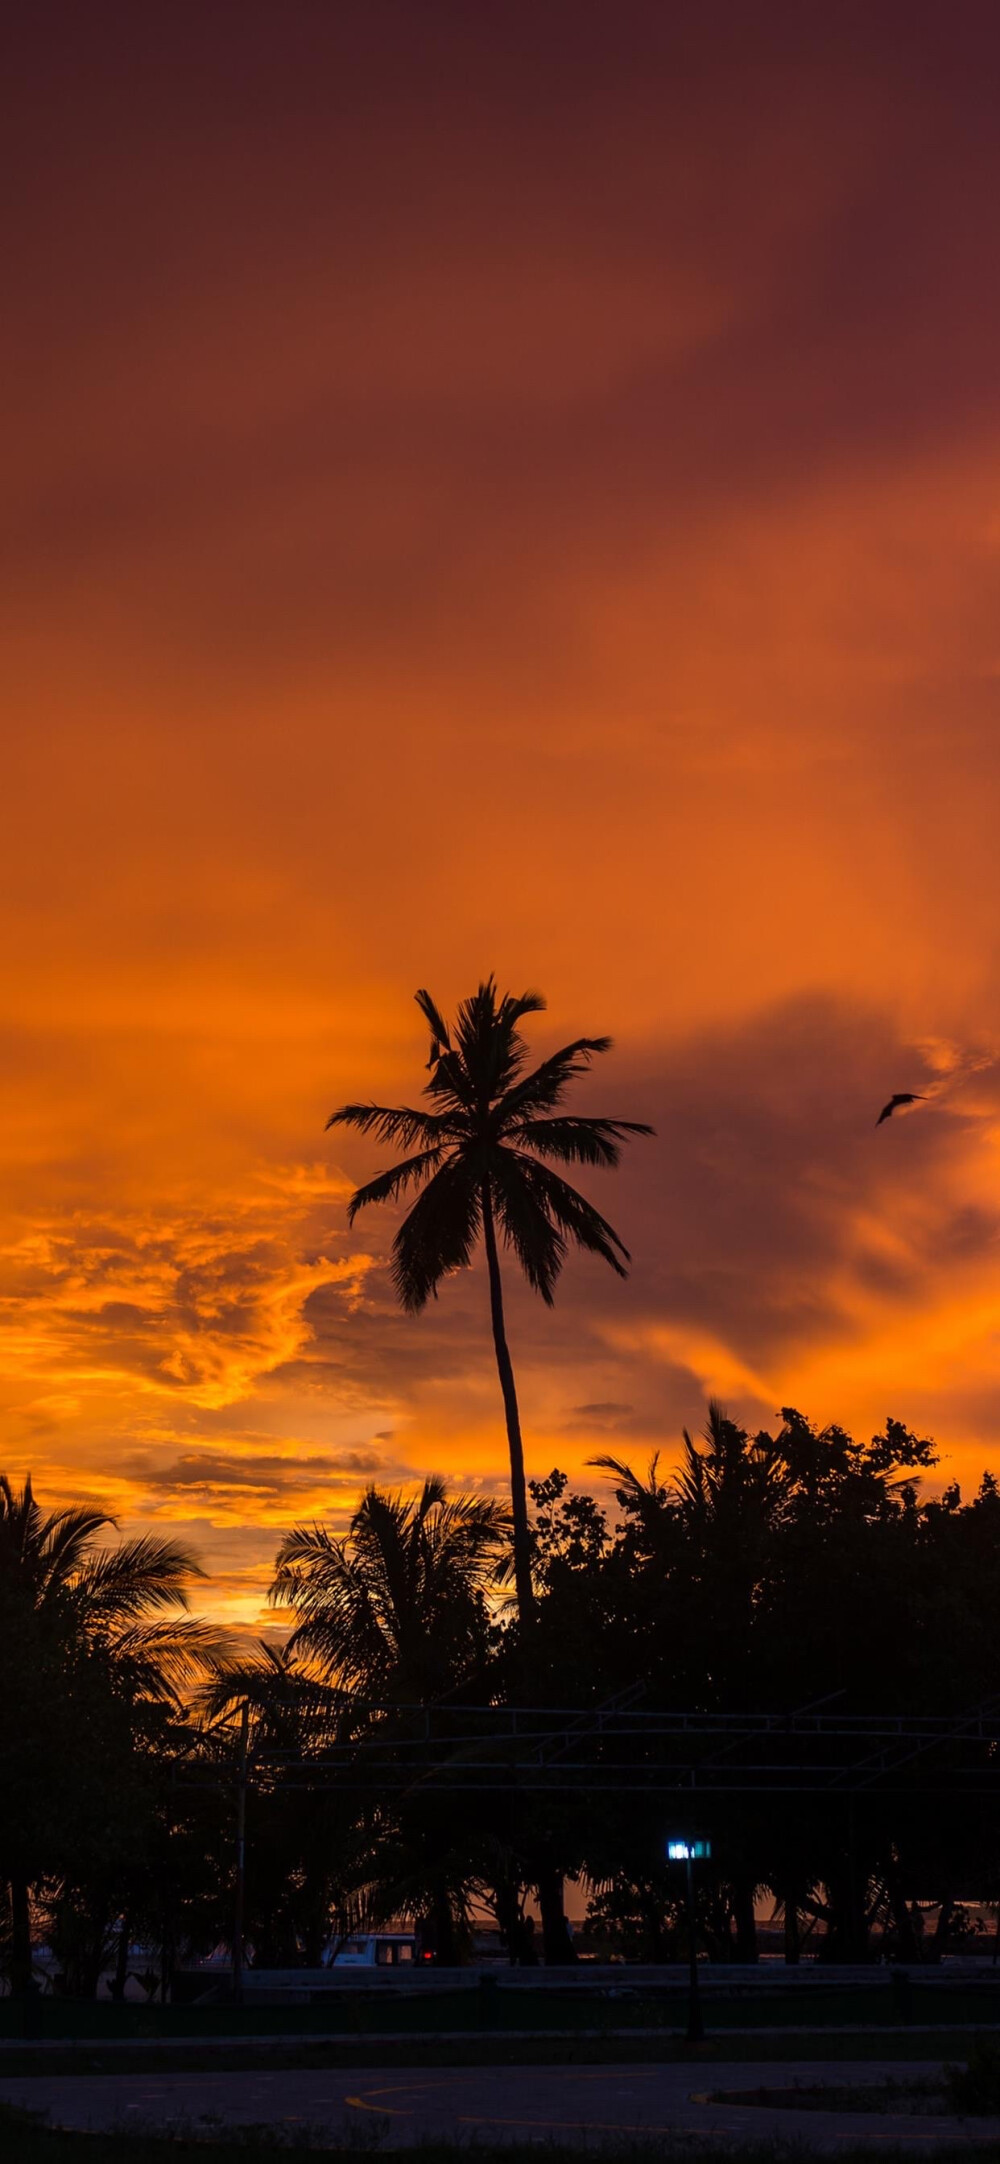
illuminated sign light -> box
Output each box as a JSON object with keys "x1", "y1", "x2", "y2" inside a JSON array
[{"x1": 667, "y1": 1839, "x2": 712, "y2": 1860}]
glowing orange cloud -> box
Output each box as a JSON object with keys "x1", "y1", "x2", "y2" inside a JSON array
[{"x1": 3, "y1": 5, "x2": 1000, "y2": 1613}]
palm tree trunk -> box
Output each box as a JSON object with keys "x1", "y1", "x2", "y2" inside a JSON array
[
  {"x1": 537, "y1": 1863, "x2": 578, "y2": 1965},
  {"x1": 732, "y1": 1875, "x2": 758, "y2": 1963},
  {"x1": 783, "y1": 1881, "x2": 801, "y2": 1965},
  {"x1": 10, "y1": 1872, "x2": 32, "y2": 1998},
  {"x1": 110, "y1": 1914, "x2": 131, "y2": 2002},
  {"x1": 481, "y1": 1183, "x2": 533, "y2": 1621}
]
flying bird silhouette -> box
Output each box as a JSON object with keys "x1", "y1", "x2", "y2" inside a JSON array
[{"x1": 876, "y1": 1092, "x2": 925, "y2": 1126}]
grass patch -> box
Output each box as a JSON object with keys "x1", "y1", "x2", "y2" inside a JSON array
[
  {"x1": 4, "y1": 1980, "x2": 1000, "y2": 2048},
  {"x1": 712, "y1": 2076, "x2": 944, "y2": 2117},
  {"x1": 942, "y1": 2035, "x2": 1000, "y2": 2113},
  {"x1": 0, "y1": 2028, "x2": 989, "y2": 2079},
  {"x1": 0, "y1": 2102, "x2": 996, "y2": 2163}
]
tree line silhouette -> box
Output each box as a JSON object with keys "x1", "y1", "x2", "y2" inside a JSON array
[
  {"x1": 3, "y1": 981, "x2": 999, "y2": 1994},
  {"x1": 5, "y1": 1402, "x2": 1000, "y2": 1993}
]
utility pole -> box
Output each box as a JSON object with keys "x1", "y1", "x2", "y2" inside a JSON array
[{"x1": 232, "y1": 1701, "x2": 249, "y2": 2005}]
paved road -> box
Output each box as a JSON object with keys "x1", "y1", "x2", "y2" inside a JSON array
[{"x1": 3, "y1": 2057, "x2": 1000, "y2": 2148}]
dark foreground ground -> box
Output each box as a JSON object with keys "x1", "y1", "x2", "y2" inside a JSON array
[
  {"x1": 4, "y1": 2052, "x2": 1000, "y2": 2158},
  {"x1": 5, "y1": 1973, "x2": 1000, "y2": 2160},
  {"x1": 3, "y1": 2123, "x2": 994, "y2": 2164}
]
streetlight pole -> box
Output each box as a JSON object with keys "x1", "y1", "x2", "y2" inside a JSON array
[{"x1": 668, "y1": 1838, "x2": 710, "y2": 2045}]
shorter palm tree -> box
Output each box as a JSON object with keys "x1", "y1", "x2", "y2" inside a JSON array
[
  {"x1": 593, "y1": 1401, "x2": 789, "y2": 1552},
  {"x1": 201, "y1": 1641, "x2": 341, "y2": 1744},
  {"x1": 0, "y1": 1473, "x2": 218, "y2": 1691},
  {"x1": 0, "y1": 1473, "x2": 217, "y2": 1996},
  {"x1": 270, "y1": 1480, "x2": 509, "y2": 1965},
  {"x1": 199, "y1": 1642, "x2": 357, "y2": 1968},
  {"x1": 271, "y1": 1478, "x2": 511, "y2": 1702}
]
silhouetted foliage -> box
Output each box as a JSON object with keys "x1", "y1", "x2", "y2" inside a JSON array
[
  {"x1": 7, "y1": 1413, "x2": 1000, "y2": 1988},
  {"x1": 0, "y1": 1477, "x2": 220, "y2": 1997},
  {"x1": 272, "y1": 1478, "x2": 510, "y2": 1699}
]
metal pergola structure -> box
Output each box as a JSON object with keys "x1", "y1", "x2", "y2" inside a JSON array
[
  {"x1": 178, "y1": 1697, "x2": 1000, "y2": 1799},
  {"x1": 170, "y1": 1697, "x2": 1000, "y2": 2002}
]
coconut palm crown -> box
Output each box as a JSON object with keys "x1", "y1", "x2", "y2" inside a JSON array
[
  {"x1": 271, "y1": 1478, "x2": 511, "y2": 1701},
  {"x1": 326, "y1": 979, "x2": 652, "y2": 1618},
  {"x1": 0, "y1": 1472, "x2": 217, "y2": 1694}
]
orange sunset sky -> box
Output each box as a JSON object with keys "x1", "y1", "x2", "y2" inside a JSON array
[{"x1": 4, "y1": 2, "x2": 1000, "y2": 1627}]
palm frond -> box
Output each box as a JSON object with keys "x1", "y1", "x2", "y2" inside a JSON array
[
  {"x1": 199, "y1": 1639, "x2": 287, "y2": 1718},
  {"x1": 391, "y1": 1158, "x2": 482, "y2": 1311},
  {"x1": 508, "y1": 1152, "x2": 631, "y2": 1280},
  {"x1": 283, "y1": 1605, "x2": 390, "y2": 1693},
  {"x1": 0, "y1": 1477, "x2": 118, "y2": 1607},
  {"x1": 71, "y1": 1535, "x2": 201, "y2": 1622},
  {"x1": 589, "y1": 1451, "x2": 635, "y2": 1488},
  {"x1": 347, "y1": 1146, "x2": 447, "y2": 1223},
  {"x1": 198, "y1": 1639, "x2": 349, "y2": 1736},
  {"x1": 589, "y1": 1451, "x2": 665, "y2": 1500},
  {"x1": 422, "y1": 1492, "x2": 513, "y2": 1588},
  {"x1": 506, "y1": 991, "x2": 547, "y2": 1022},
  {"x1": 272, "y1": 1518, "x2": 394, "y2": 1690},
  {"x1": 0, "y1": 1471, "x2": 40, "y2": 1545},
  {"x1": 588, "y1": 1452, "x2": 675, "y2": 1553},
  {"x1": 112, "y1": 1616, "x2": 230, "y2": 1695},
  {"x1": 424, "y1": 1052, "x2": 475, "y2": 1114},
  {"x1": 40, "y1": 1506, "x2": 117, "y2": 1590},
  {"x1": 414, "y1": 988, "x2": 453, "y2": 1052},
  {"x1": 495, "y1": 1036, "x2": 614, "y2": 1123},
  {"x1": 271, "y1": 1519, "x2": 340, "y2": 1587},
  {"x1": 488, "y1": 1147, "x2": 565, "y2": 1303},
  {"x1": 273, "y1": 1476, "x2": 509, "y2": 1701},
  {"x1": 271, "y1": 1522, "x2": 358, "y2": 1617},
  {"x1": 353, "y1": 1484, "x2": 423, "y2": 1644},
  {"x1": 326, "y1": 1103, "x2": 451, "y2": 1148},
  {"x1": 507, "y1": 1115, "x2": 654, "y2": 1166},
  {"x1": 452, "y1": 980, "x2": 546, "y2": 1103},
  {"x1": 415, "y1": 1474, "x2": 449, "y2": 1514},
  {"x1": 415, "y1": 986, "x2": 484, "y2": 1115}
]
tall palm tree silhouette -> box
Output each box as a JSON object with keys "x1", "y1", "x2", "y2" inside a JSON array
[{"x1": 327, "y1": 981, "x2": 652, "y2": 1618}]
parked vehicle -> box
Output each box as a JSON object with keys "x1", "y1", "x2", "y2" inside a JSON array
[{"x1": 324, "y1": 1931, "x2": 418, "y2": 1968}]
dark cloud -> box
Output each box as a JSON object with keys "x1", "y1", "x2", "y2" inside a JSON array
[
  {"x1": 125, "y1": 1448, "x2": 385, "y2": 1500},
  {"x1": 65, "y1": 1300, "x2": 163, "y2": 1330},
  {"x1": 297, "y1": 993, "x2": 1000, "y2": 1456},
  {"x1": 7, "y1": 2, "x2": 1000, "y2": 697},
  {"x1": 563, "y1": 1402, "x2": 642, "y2": 1437},
  {"x1": 611, "y1": 1001, "x2": 996, "y2": 1365}
]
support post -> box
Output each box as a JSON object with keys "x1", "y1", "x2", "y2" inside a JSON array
[
  {"x1": 232, "y1": 1701, "x2": 249, "y2": 2005},
  {"x1": 685, "y1": 1852, "x2": 704, "y2": 2043}
]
